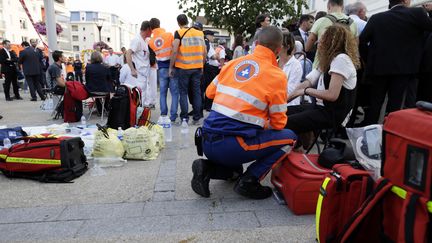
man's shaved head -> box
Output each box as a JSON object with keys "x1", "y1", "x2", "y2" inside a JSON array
[{"x1": 257, "y1": 26, "x2": 283, "y2": 54}]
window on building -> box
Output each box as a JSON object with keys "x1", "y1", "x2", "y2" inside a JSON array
[
  {"x1": 83, "y1": 27, "x2": 85, "y2": 31},
  {"x1": 83, "y1": 37, "x2": 86, "y2": 41},
  {"x1": 73, "y1": 45, "x2": 80, "y2": 52},
  {"x1": 21, "y1": 36, "x2": 28, "y2": 42},
  {"x1": 72, "y1": 35, "x2": 79, "y2": 41},
  {"x1": 107, "y1": 37, "x2": 111, "y2": 42},
  {"x1": 71, "y1": 25, "x2": 78, "y2": 31},
  {"x1": 70, "y1": 12, "x2": 80, "y2": 22},
  {"x1": 19, "y1": 19, "x2": 27, "y2": 29}
]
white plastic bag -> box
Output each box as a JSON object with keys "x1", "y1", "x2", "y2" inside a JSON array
[
  {"x1": 346, "y1": 125, "x2": 383, "y2": 180},
  {"x1": 40, "y1": 98, "x2": 54, "y2": 111}
]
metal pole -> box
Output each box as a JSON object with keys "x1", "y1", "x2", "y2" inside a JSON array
[{"x1": 43, "y1": 0, "x2": 58, "y2": 63}]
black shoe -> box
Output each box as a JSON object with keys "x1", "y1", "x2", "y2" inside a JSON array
[
  {"x1": 5, "y1": 98, "x2": 13, "y2": 101},
  {"x1": 191, "y1": 159, "x2": 210, "y2": 198},
  {"x1": 30, "y1": 98, "x2": 37, "y2": 101},
  {"x1": 14, "y1": 96, "x2": 23, "y2": 100},
  {"x1": 188, "y1": 110, "x2": 194, "y2": 116},
  {"x1": 234, "y1": 175, "x2": 272, "y2": 199}
]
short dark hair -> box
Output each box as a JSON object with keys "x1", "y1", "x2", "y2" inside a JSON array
[
  {"x1": 329, "y1": 0, "x2": 344, "y2": 7},
  {"x1": 233, "y1": 35, "x2": 243, "y2": 48},
  {"x1": 389, "y1": 0, "x2": 403, "y2": 8},
  {"x1": 21, "y1": 41, "x2": 30, "y2": 47},
  {"x1": 177, "y1": 14, "x2": 189, "y2": 26},
  {"x1": 315, "y1": 11, "x2": 327, "y2": 20},
  {"x1": 140, "y1": 21, "x2": 151, "y2": 31},
  {"x1": 149, "y1": 18, "x2": 160, "y2": 29},
  {"x1": 52, "y1": 50, "x2": 63, "y2": 62},
  {"x1": 257, "y1": 26, "x2": 283, "y2": 52},
  {"x1": 299, "y1": 14, "x2": 314, "y2": 25},
  {"x1": 2, "y1": 40, "x2": 10, "y2": 45},
  {"x1": 255, "y1": 14, "x2": 270, "y2": 28}
]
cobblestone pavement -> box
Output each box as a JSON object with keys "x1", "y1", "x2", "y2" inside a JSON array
[{"x1": 0, "y1": 91, "x2": 315, "y2": 242}]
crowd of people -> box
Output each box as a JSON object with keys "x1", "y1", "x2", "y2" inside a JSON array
[{"x1": 0, "y1": 0, "x2": 431, "y2": 199}]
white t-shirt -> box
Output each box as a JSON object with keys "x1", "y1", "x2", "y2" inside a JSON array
[
  {"x1": 306, "y1": 54, "x2": 357, "y2": 106},
  {"x1": 129, "y1": 35, "x2": 150, "y2": 76},
  {"x1": 282, "y1": 57, "x2": 304, "y2": 106},
  {"x1": 208, "y1": 45, "x2": 226, "y2": 67},
  {"x1": 119, "y1": 64, "x2": 139, "y2": 87},
  {"x1": 104, "y1": 54, "x2": 121, "y2": 67}
]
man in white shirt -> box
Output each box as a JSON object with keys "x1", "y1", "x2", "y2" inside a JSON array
[
  {"x1": 346, "y1": 2, "x2": 368, "y2": 35},
  {"x1": 104, "y1": 47, "x2": 121, "y2": 85},
  {"x1": 126, "y1": 21, "x2": 153, "y2": 104}
]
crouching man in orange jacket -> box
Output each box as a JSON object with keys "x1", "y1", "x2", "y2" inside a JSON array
[{"x1": 191, "y1": 26, "x2": 297, "y2": 200}]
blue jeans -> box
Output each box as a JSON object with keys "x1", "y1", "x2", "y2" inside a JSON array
[
  {"x1": 203, "y1": 129, "x2": 297, "y2": 179},
  {"x1": 176, "y1": 68, "x2": 202, "y2": 121},
  {"x1": 159, "y1": 68, "x2": 179, "y2": 121}
]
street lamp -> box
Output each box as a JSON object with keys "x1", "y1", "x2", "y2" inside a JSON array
[{"x1": 95, "y1": 18, "x2": 105, "y2": 42}]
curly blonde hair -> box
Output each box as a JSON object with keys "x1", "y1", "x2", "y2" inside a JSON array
[{"x1": 317, "y1": 24, "x2": 360, "y2": 72}]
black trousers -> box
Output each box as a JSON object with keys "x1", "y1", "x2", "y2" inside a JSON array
[
  {"x1": 203, "y1": 64, "x2": 220, "y2": 110},
  {"x1": 3, "y1": 71, "x2": 20, "y2": 99},
  {"x1": 25, "y1": 74, "x2": 45, "y2": 100},
  {"x1": 285, "y1": 104, "x2": 334, "y2": 134},
  {"x1": 417, "y1": 72, "x2": 432, "y2": 103},
  {"x1": 109, "y1": 67, "x2": 119, "y2": 86},
  {"x1": 363, "y1": 75, "x2": 417, "y2": 125},
  {"x1": 75, "y1": 72, "x2": 83, "y2": 83}
]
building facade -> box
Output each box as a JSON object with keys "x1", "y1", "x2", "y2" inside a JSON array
[
  {"x1": 304, "y1": 0, "x2": 430, "y2": 17},
  {"x1": 0, "y1": 0, "x2": 72, "y2": 54},
  {"x1": 69, "y1": 11, "x2": 138, "y2": 57}
]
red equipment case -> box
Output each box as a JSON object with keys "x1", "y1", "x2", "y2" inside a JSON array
[{"x1": 271, "y1": 152, "x2": 331, "y2": 215}]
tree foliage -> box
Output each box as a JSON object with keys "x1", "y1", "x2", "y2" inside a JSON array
[{"x1": 177, "y1": 0, "x2": 307, "y2": 37}]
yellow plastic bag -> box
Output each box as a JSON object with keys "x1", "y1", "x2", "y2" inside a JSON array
[
  {"x1": 122, "y1": 127, "x2": 159, "y2": 160},
  {"x1": 149, "y1": 124, "x2": 165, "y2": 150},
  {"x1": 93, "y1": 128, "x2": 125, "y2": 158}
]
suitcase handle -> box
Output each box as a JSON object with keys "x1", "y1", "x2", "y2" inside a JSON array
[{"x1": 416, "y1": 101, "x2": 432, "y2": 112}]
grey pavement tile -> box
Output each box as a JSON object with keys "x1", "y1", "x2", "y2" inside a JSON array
[
  {"x1": 160, "y1": 159, "x2": 176, "y2": 167},
  {"x1": 143, "y1": 199, "x2": 223, "y2": 216},
  {"x1": 0, "y1": 220, "x2": 84, "y2": 241},
  {"x1": 254, "y1": 209, "x2": 315, "y2": 227},
  {"x1": 156, "y1": 176, "x2": 175, "y2": 184},
  {"x1": 170, "y1": 211, "x2": 260, "y2": 233},
  {"x1": 152, "y1": 191, "x2": 175, "y2": 201},
  {"x1": 154, "y1": 183, "x2": 175, "y2": 192},
  {"x1": 158, "y1": 168, "x2": 176, "y2": 177},
  {"x1": 0, "y1": 206, "x2": 66, "y2": 224},
  {"x1": 57, "y1": 202, "x2": 145, "y2": 220},
  {"x1": 220, "y1": 197, "x2": 283, "y2": 212},
  {"x1": 76, "y1": 216, "x2": 171, "y2": 237}
]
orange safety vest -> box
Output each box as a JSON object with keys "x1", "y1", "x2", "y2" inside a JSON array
[
  {"x1": 148, "y1": 28, "x2": 174, "y2": 62},
  {"x1": 175, "y1": 28, "x2": 205, "y2": 70},
  {"x1": 206, "y1": 45, "x2": 288, "y2": 130}
]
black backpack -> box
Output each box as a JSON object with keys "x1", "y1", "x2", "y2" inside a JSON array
[
  {"x1": 325, "y1": 14, "x2": 354, "y2": 28},
  {"x1": 107, "y1": 85, "x2": 130, "y2": 130}
]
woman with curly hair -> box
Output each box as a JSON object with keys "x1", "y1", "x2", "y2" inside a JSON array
[{"x1": 285, "y1": 24, "x2": 360, "y2": 141}]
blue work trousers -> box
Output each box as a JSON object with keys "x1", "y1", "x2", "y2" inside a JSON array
[{"x1": 203, "y1": 129, "x2": 297, "y2": 179}]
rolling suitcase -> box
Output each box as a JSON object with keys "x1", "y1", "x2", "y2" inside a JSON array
[{"x1": 271, "y1": 152, "x2": 331, "y2": 215}]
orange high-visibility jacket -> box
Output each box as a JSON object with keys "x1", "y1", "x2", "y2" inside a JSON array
[
  {"x1": 175, "y1": 28, "x2": 205, "y2": 70},
  {"x1": 148, "y1": 28, "x2": 174, "y2": 62},
  {"x1": 206, "y1": 45, "x2": 288, "y2": 130}
]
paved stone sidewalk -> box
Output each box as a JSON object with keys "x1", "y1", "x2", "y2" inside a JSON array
[{"x1": 0, "y1": 91, "x2": 315, "y2": 242}]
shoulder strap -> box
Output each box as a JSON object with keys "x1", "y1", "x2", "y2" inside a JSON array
[
  {"x1": 325, "y1": 14, "x2": 338, "y2": 24},
  {"x1": 338, "y1": 179, "x2": 393, "y2": 242},
  {"x1": 179, "y1": 28, "x2": 192, "y2": 47}
]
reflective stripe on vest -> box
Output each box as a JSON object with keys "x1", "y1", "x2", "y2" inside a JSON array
[
  {"x1": 269, "y1": 104, "x2": 287, "y2": 114},
  {"x1": 6, "y1": 157, "x2": 61, "y2": 165},
  {"x1": 212, "y1": 77, "x2": 219, "y2": 85},
  {"x1": 316, "y1": 177, "x2": 331, "y2": 243},
  {"x1": 212, "y1": 103, "x2": 265, "y2": 127},
  {"x1": 217, "y1": 84, "x2": 267, "y2": 111},
  {"x1": 175, "y1": 28, "x2": 205, "y2": 69},
  {"x1": 0, "y1": 154, "x2": 6, "y2": 160}
]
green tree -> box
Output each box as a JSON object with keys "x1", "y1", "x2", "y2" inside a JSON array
[{"x1": 177, "y1": 0, "x2": 307, "y2": 37}]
